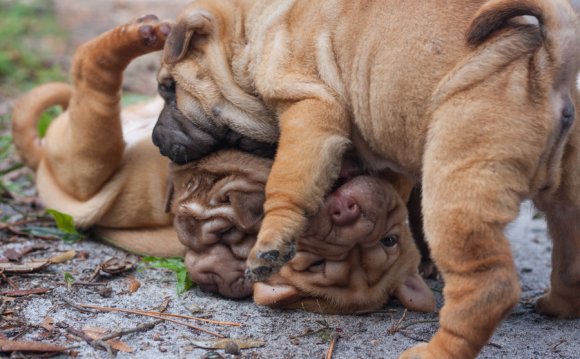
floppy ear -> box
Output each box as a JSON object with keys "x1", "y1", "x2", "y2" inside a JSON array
[
  {"x1": 164, "y1": 10, "x2": 214, "y2": 64},
  {"x1": 229, "y1": 191, "x2": 265, "y2": 230},
  {"x1": 393, "y1": 272, "x2": 436, "y2": 313}
]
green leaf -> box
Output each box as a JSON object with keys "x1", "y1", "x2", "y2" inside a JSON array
[
  {"x1": 46, "y1": 209, "x2": 79, "y2": 235},
  {"x1": 142, "y1": 256, "x2": 195, "y2": 295},
  {"x1": 37, "y1": 107, "x2": 61, "y2": 138},
  {"x1": 63, "y1": 272, "x2": 75, "y2": 287},
  {"x1": 176, "y1": 269, "x2": 194, "y2": 295},
  {"x1": 22, "y1": 226, "x2": 83, "y2": 244}
]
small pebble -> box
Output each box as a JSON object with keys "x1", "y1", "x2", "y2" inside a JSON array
[
  {"x1": 224, "y1": 340, "x2": 240, "y2": 355},
  {"x1": 97, "y1": 286, "x2": 113, "y2": 298}
]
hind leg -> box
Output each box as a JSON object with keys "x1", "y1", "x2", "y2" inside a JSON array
[
  {"x1": 44, "y1": 15, "x2": 171, "y2": 200},
  {"x1": 401, "y1": 80, "x2": 553, "y2": 358},
  {"x1": 534, "y1": 121, "x2": 580, "y2": 318}
]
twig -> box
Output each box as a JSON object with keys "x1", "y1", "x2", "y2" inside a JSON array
[
  {"x1": 0, "y1": 162, "x2": 24, "y2": 176},
  {"x1": 1, "y1": 226, "x2": 56, "y2": 241},
  {"x1": 0, "y1": 271, "x2": 19, "y2": 289},
  {"x1": 550, "y1": 339, "x2": 566, "y2": 352},
  {"x1": 60, "y1": 297, "x2": 99, "y2": 314},
  {"x1": 78, "y1": 303, "x2": 225, "y2": 338},
  {"x1": 100, "y1": 319, "x2": 163, "y2": 341},
  {"x1": 396, "y1": 319, "x2": 439, "y2": 331},
  {"x1": 398, "y1": 329, "x2": 429, "y2": 342},
  {"x1": 60, "y1": 324, "x2": 113, "y2": 358},
  {"x1": 53, "y1": 281, "x2": 107, "y2": 287},
  {"x1": 138, "y1": 311, "x2": 241, "y2": 327},
  {"x1": 387, "y1": 309, "x2": 408, "y2": 335},
  {"x1": 0, "y1": 299, "x2": 9, "y2": 316},
  {"x1": 326, "y1": 334, "x2": 338, "y2": 359}
]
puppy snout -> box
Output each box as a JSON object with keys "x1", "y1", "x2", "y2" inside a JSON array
[{"x1": 329, "y1": 193, "x2": 361, "y2": 226}]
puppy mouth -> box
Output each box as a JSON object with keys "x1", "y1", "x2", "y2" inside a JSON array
[{"x1": 328, "y1": 158, "x2": 366, "y2": 195}]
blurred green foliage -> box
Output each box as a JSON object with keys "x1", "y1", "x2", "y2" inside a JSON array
[{"x1": 0, "y1": 0, "x2": 66, "y2": 94}]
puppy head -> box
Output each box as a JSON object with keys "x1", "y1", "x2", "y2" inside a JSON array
[
  {"x1": 153, "y1": 1, "x2": 277, "y2": 164},
  {"x1": 169, "y1": 150, "x2": 271, "y2": 298},
  {"x1": 254, "y1": 173, "x2": 435, "y2": 314},
  {"x1": 172, "y1": 150, "x2": 434, "y2": 312}
]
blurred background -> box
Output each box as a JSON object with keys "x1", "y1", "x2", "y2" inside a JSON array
[{"x1": 0, "y1": 0, "x2": 189, "y2": 218}]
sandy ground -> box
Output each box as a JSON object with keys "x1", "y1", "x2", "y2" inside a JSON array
[
  {"x1": 1, "y1": 1, "x2": 580, "y2": 358},
  {"x1": 1, "y1": 202, "x2": 579, "y2": 359}
]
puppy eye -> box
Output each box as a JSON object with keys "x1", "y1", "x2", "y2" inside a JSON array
[
  {"x1": 220, "y1": 226, "x2": 234, "y2": 237},
  {"x1": 307, "y1": 259, "x2": 325, "y2": 273},
  {"x1": 380, "y1": 234, "x2": 398, "y2": 247}
]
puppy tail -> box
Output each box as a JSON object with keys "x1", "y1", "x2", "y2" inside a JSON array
[
  {"x1": 467, "y1": 0, "x2": 579, "y2": 49},
  {"x1": 11, "y1": 82, "x2": 72, "y2": 171}
]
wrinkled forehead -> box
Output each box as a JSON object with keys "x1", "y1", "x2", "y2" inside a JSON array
[{"x1": 170, "y1": 150, "x2": 271, "y2": 201}]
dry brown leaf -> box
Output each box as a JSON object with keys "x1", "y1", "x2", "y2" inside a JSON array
[
  {"x1": 82, "y1": 327, "x2": 134, "y2": 353},
  {"x1": 109, "y1": 340, "x2": 133, "y2": 353},
  {"x1": 127, "y1": 276, "x2": 141, "y2": 294},
  {"x1": 0, "y1": 338, "x2": 66, "y2": 352},
  {"x1": 189, "y1": 338, "x2": 266, "y2": 350},
  {"x1": 42, "y1": 316, "x2": 54, "y2": 331},
  {"x1": 1, "y1": 288, "x2": 50, "y2": 297},
  {"x1": 100, "y1": 256, "x2": 138, "y2": 275},
  {"x1": 82, "y1": 326, "x2": 107, "y2": 340},
  {"x1": 0, "y1": 261, "x2": 49, "y2": 273},
  {"x1": 49, "y1": 250, "x2": 76, "y2": 264}
]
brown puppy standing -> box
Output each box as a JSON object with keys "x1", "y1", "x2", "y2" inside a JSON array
[
  {"x1": 157, "y1": 0, "x2": 580, "y2": 357},
  {"x1": 12, "y1": 17, "x2": 185, "y2": 257}
]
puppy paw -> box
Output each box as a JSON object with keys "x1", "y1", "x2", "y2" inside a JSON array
[
  {"x1": 245, "y1": 237, "x2": 297, "y2": 282},
  {"x1": 79, "y1": 14, "x2": 171, "y2": 64},
  {"x1": 399, "y1": 344, "x2": 437, "y2": 359},
  {"x1": 535, "y1": 292, "x2": 580, "y2": 318}
]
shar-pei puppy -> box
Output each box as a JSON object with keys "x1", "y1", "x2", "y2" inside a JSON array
[
  {"x1": 168, "y1": 150, "x2": 435, "y2": 313},
  {"x1": 153, "y1": 0, "x2": 580, "y2": 357}
]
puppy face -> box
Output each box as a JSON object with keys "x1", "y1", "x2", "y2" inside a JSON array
[
  {"x1": 153, "y1": 66, "x2": 277, "y2": 163},
  {"x1": 170, "y1": 150, "x2": 434, "y2": 313},
  {"x1": 169, "y1": 150, "x2": 271, "y2": 297},
  {"x1": 152, "y1": 1, "x2": 278, "y2": 164},
  {"x1": 253, "y1": 171, "x2": 434, "y2": 314}
]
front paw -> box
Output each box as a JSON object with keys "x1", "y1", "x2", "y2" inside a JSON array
[
  {"x1": 535, "y1": 292, "x2": 580, "y2": 318},
  {"x1": 245, "y1": 230, "x2": 297, "y2": 282},
  {"x1": 399, "y1": 343, "x2": 437, "y2": 359}
]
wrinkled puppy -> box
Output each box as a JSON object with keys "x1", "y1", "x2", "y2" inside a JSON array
[
  {"x1": 168, "y1": 150, "x2": 434, "y2": 313},
  {"x1": 157, "y1": 0, "x2": 580, "y2": 357},
  {"x1": 11, "y1": 16, "x2": 185, "y2": 257}
]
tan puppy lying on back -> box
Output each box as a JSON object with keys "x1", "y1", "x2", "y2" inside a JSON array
[
  {"x1": 12, "y1": 16, "x2": 185, "y2": 257},
  {"x1": 155, "y1": 0, "x2": 580, "y2": 357}
]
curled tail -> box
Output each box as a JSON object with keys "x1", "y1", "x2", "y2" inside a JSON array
[{"x1": 11, "y1": 82, "x2": 72, "y2": 171}]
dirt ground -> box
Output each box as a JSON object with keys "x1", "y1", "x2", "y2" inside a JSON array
[{"x1": 1, "y1": 1, "x2": 579, "y2": 358}]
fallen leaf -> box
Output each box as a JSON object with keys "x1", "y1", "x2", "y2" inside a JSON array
[
  {"x1": 109, "y1": 340, "x2": 133, "y2": 353},
  {"x1": 189, "y1": 338, "x2": 266, "y2": 350},
  {"x1": 0, "y1": 339, "x2": 66, "y2": 352},
  {"x1": 49, "y1": 250, "x2": 76, "y2": 264},
  {"x1": 0, "y1": 261, "x2": 49, "y2": 273},
  {"x1": 127, "y1": 276, "x2": 141, "y2": 294},
  {"x1": 1, "y1": 288, "x2": 50, "y2": 297},
  {"x1": 3, "y1": 247, "x2": 32, "y2": 261},
  {"x1": 100, "y1": 256, "x2": 137, "y2": 275},
  {"x1": 82, "y1": 327, "x2": 133, "y2": 353},
  {"x1": 42, "y1": 316, "x2": 54, "y2": 331}
]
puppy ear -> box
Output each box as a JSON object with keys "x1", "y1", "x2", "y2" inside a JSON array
[
  {"x1": 253, "y1": 282, "x2": 301, "y2": 307},
  {"x1": 229, "y1": 191, "x2": 265, "y2": 230},
  {"x1": 164, "y1": 10, "x2": 214, "y2": 64},
  {"x1": 393, "y1": 272, "x2": 436, "y2": 313}
]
